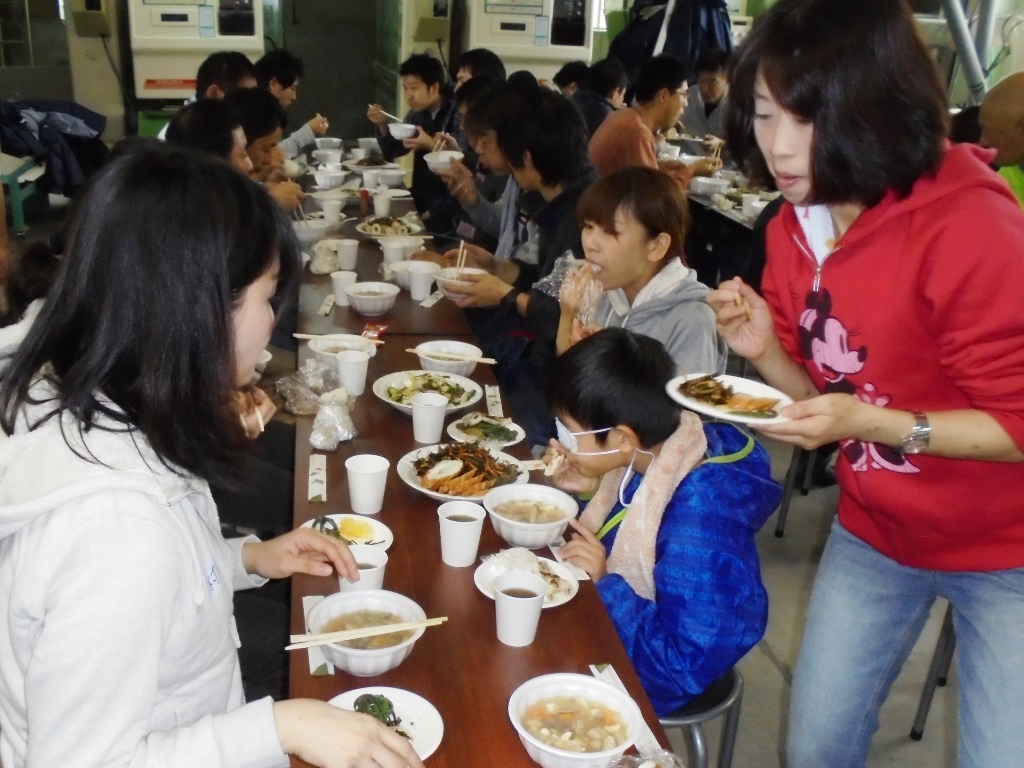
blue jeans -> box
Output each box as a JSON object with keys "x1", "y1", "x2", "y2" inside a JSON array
[{"x1": 788, "y1": 518, "x2": 1024, "y2": 768}]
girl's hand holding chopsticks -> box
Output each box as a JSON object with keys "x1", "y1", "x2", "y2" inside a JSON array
[
  {"x1": 236, "y1": 385, "x2": 276, "y2": 439},
  {"x1": 242, "y1": 526, "x2": 359, "y2": 581}
]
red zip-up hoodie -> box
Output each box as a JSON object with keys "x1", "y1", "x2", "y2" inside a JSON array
[{"x1": 763, "y1": 143, "x2": 1024, "y2": 570}]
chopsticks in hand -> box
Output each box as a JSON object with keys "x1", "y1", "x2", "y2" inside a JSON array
[
  {"x1": 369, "y1": 104, "x2": 403, "y2": 122},
  {"x1": 454, "y1": 240, "x2": 466, "y2": 280},
  {"x1": 286, "y1": 616, "x2": 448, "y2": 650}
]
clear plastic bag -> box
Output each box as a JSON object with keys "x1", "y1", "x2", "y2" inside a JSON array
[
  {"x1": 274, "y1": 359, "x2": 340, "y2": 415},
  {"x1": 532, "y1": 251, "x2": 583, "y2": 299},
  {"x1": 309, "y1": 387, "x2": 357, "y2": 451},
  {"x1": 610, "y1": 750, "x2": 686, "y2": 768},
  {"x1": 309, "y1": 240, "x2": 342, "y2": 274},
  {"x1": 558, "y1": 260, "x2": 604, "y2": 328}
]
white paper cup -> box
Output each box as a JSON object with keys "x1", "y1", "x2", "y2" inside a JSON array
[
  {"x1": 381, "y1": 244, "x2": 406, "y2": 264},
  {"x1": 345, "y1": 454, "x2": 390, "y2": 515},
  {"x1": 336, "y1": 349, "x2": 369, "y2": 396},
  {"x1": 742, "y1": 193, "x2": 760, "y2": 218},
  {"x1": 411, "y1": 391, "x2": 448, "y2": 443},
  {"x1": 349, "y1": 147, "x2": 367, "y2": 161},
  {"x1": 337, "y1": 239, "x2": 359, "y2": 270},
  {"x1": 407, "y1": 261, "x2": 436, "y2": 301},
  {"x1": 338, "y1": 544, "x2": 388, "y2": 592},
  {"x1": 373, "y1": 193, "x2": 392, "y2": 217},
  {"x1": 320, "y1": 198, "x2": 343, "y2": 222},
  {"x1": 437, "y1": 501, "x2": 486, "y2": 567},
  {"x1": 363, "y1": 170, "x2": 380, "y2": 188},
  {"x1": 494, "y1": 571, "x2": 547, "y2": 647},
  {"x1": 330, "y1": 270, "x2": 358, "y2": 306},
  {"x1": 661, "y1": 143, "x2": 681, "y2": 159}
]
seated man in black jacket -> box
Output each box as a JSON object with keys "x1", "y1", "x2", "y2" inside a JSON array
[
  {"x1": 443, "y1": 86, "x2": 597, "y2": 445},
  {"x1": 367, "y1": 53, "x2": 461, "y2": 242},
  {"x1": 573, "y1": 58, "x2": 628, "y2": 137}
]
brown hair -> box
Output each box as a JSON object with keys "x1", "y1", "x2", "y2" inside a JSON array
[
  {"x1": 576, "y1": 167, "x2": 689, "y2": 262},
  {"x1": 726, "y1": 0, "x2": 948, "y2": 207}
]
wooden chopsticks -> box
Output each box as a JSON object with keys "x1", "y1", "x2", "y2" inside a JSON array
[
  {"x1": 369, "y1": 104, "x2": 404, "y2": 122},
  {"x1": 406, "y1": 348, "x2": 496, "y2": 365},
  {"x1": 294, "y1": 333, "x2": 385, "y2": 345},
  {"x1": 287, "y1": 616, "x2": 448, "y2": 650},
  {"x1": 454, "y1": 240, "x2": 466, "y2": 280}
]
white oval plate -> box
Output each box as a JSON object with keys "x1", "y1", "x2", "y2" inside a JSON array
[
  {"x1": 372, "y1": 370, "x2": 481, "y2": 415},
  {"x1": 300, "y1": 514, "x2": 393, "y2": 551},
  {"x1": 474, "y1": 556, "x2": 578, "y2": 609},
  {"x1": 446, "y1": 416, "x2": 525, "y2": 448},
  {"x1": 343, "y1": 160, "x2": 401, "y2": 173},
  {"x1": 355, "y1": 219, "x2": 424, "y2": 238},
  {"x1": 329, "y1": 687, "x2": 443, "y2": 760},
  {"x1": 666, "y1": 373, "x2": 793, "y2": 425},
  {"x1": 397, "y1": 444, "x2": 528, "y2": 502}
]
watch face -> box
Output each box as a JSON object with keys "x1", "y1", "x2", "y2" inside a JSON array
[{"x1": 902, "y1": 437, "x2": 927, "y2": 455}]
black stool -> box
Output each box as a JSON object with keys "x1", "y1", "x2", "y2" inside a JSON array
[{"x1": 658, "y1": 668, "x2": 743, "y2": 768}]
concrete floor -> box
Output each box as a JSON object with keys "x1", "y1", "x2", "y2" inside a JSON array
[{"x1": 665, "y1": 435, "x2": 959, "y2": 768}]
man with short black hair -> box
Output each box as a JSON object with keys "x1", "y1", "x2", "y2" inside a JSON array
[
  {"x1": 165, "y1": 99, "x2": 254, "y2": 176},
  {"x1": 552, "y1": 60, "x2": 590, "y2": 95},
  {"x1": 682, "y1": 48, "x2": 730, "y2": 153},
  {"x1": 453, "y1": 48, "x2": 506, "y2": 89},
  {"x1": 589, "y1": 54, "x2": 720, "y2": 187},
  {"x1": 157, "y1": 51, "x2": 256, "y2": 140},
  {"x1": 255, "y1": 49, "x2": 328, "y2": 158},
  {"x1": 573, "y1": 58, "x2": 628, "y2": 136},
  {"x1": 224, "y1": 88, "x2": 303, "y2": 211},
  {"x1": 367, "y1": 53, "x2": 461, "y2": 239}
]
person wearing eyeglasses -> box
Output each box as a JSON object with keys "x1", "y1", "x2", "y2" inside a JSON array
[
  {"x1": 541, "y1": 328, "x2": 781, "y2": 715},
  {"x1": 588, "y1": 54, "x2": 721, "y2": 188}
]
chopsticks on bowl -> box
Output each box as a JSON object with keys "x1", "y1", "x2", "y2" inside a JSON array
[
  {"x1": 405, "y1": 348, "x2": 496, "y2": 365},
  {"x1": 369, "y1": 104, "x2": 403, "y2": 123},
  {"x1": 294, "y1": 333, "x2": 385, "y2": 345},
  {"x1": 286, "y1": 616, "x2": 448, "y2": 650},
  {"x1": 454, "y1": 240, "x2": 466, "y2": 280}
]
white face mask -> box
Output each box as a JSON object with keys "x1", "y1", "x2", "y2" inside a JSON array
[{"x1": 555, "y1": 417, "x2": 618, "y2": 456}]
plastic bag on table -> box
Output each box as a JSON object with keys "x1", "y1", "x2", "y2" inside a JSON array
[
  {"x1": 610, "y1": 750, "x2": 687, "y2": 768},
  {"x1": 309, "y1": 240, "x2": 341, "y2": 274},
  {"x1": 310, "y1": 387, "x2": 357, "y2": 451},
  {"x1": 275, "y1": 359, "x2": 340, "y2": 415},
  {"x1": 558, "y1": 260, "x2": 604, "y2": 328}
]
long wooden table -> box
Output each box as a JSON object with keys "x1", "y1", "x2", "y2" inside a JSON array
[{"x1": 288, "y1": 221, "x2": 669, "y2": 766}]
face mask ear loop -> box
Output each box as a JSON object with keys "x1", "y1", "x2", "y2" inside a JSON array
[{"x1": 618, "y1": 447, "x2": 655, "y2": 509}]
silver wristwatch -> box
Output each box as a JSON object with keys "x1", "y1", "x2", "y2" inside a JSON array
[{"x1": 896, "y1": 411, "x2": 931, "y2": 455}]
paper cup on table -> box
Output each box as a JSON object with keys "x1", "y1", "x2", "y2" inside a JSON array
[
  {"x1": 381, "y1": 243, "x2": 406, "y2": 265},
  {"x1": 338, "y1": 544, "x2": 388, "y2": 592},
  {"x1": 337, "y1": 239, "x2": 359, "y2": 270},
  {"x1": 661, "y1": 143, "x2": 681, "y2": 159},
  {"x1": 330, "y1": 270, "x2": 358, "y2": 306},
  {"x1": 373, "y1": 193, "x2": 392, "y2": 218},
  {"x1": 350, "y1": 147, "x2": 367, "y2": 161},
  {"x1": 742, "y1": 193, "x2": 760, "y2": 218},
  {"x1": 437, "y1": 501, "x2": 486, "y2": 567},
  {"x1": 494, "y1": 571, "x2": 547, "y2": 647},
  {"x1": 411, "y1": 391, "x2": 448, "y2": 444},
  {"x1": 345, "y1": 454, "x2": 389, "y2": 515},
  {"x1": 335, "y1": 349, "x2": 369, "y2": 396},
  {"x1": 407, "y1": 261, "x2": 436, "y2": 301},
  {"x1": 362, "y1": 169, "x2": 380, "y2": 188},
  {"x1": 320, "y1": 198, "x2": 343, "y2": 222}
]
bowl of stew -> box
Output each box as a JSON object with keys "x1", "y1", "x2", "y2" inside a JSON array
[{"x1": 305, "y1": 589, "x2": 426, "y2": 676}]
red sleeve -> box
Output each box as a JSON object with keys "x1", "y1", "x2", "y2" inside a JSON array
[{"x1": 917, "y1": 188, "x2": 1024, "y2": 449}]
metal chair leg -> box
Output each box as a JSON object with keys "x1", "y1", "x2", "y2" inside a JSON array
[
  {"x1": 910, "y1": 604, "x2": 955, "y2": 740},
  {"x1": 717, "y1": 673, "x2": 743, "y2": 768},
  {"x1": 775, "y1": 446, "x2": 804, "y2": 537},
  {"x1": 688, "y1": 723, "x2": 709, "y2": 768},
  {"x1": 799, "y1": 447, "x2": 818, "y2": 495}
]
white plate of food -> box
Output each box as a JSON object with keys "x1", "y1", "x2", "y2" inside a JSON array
[
  {"x1": 373, "y1": 370, "x2": 481, "y2": 415},
  {"x1": 667, "y1": 373, "x2": 793, "y2": 425},
  {"x1": 343, "y1": 160, "x2": 401, "y2": 173},
  {"x1": 474, "y1": 550, "x2": 578, "y2": 609},
  {"x1": 329, "y1": 687, "x2": 443, "y2": 760},
  {"x1": 355, "y1": 216, "x2": 424, "y2": 238},
  {"x1": 397, "y1": 442, "x2": 527, "y2": 501},
  {"x1": 447, "y1": 412, "x2": 525, "y2": 447},
  {"x1": 300, "y1": 514, "x2": 393, "y2": 551}
]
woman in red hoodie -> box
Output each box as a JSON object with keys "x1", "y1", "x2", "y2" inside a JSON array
[{"x1": 708, "y1": 1, "x2": 1024, "y2": 766}]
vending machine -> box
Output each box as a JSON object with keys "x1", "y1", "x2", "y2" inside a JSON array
[
  {"x1": 127, "y1": 0, "x2": 265, "y2": 100},
  {"x1": 461, "y1": 0, "x2": 597, "y2": 81}
]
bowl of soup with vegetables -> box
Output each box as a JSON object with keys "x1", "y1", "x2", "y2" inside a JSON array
[
  {"x1": 483, "y1": 484, "x2": 577, "y2": 549},
  {"x1": 508, "y1": 673, "x2": 643, "y2": 768},
  {"x1": 306, "y1": 590, "x2": 426, "y2": 676}
]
